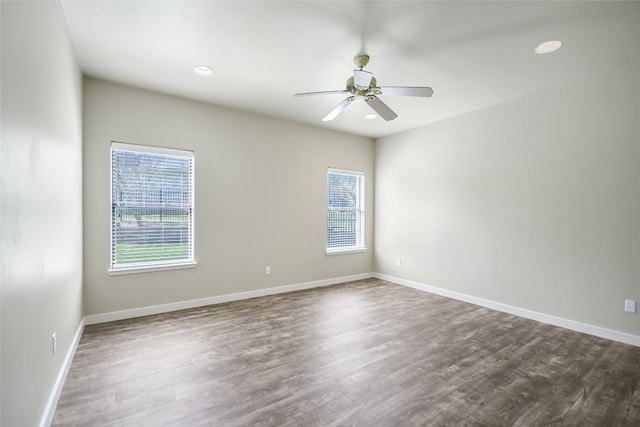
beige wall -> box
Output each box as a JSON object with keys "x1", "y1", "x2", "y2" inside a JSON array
[
  {"x1": 1, "y1": 1, "x2": 84, "y2": 425},
  {"x1": 83, "y1": 78, "x2": 374, "y2": 316},
  {"x1": 375, "y1": 64, "x2": 640, "y2": 336}
]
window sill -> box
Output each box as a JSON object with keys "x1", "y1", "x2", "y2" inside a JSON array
[
  {"x1": 326, "y1": 248, "x2": 367, "y2": 256},
  {"x1": 108, "y1": 261, "x2": 198, "y2": 275}
]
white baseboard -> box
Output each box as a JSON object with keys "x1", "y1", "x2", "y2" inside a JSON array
[
  {"x1": 85, "y1": 272, "x2": 374, "y2": 325},
  {"x1": 40, "y1": 317, "x2": 86, "y2": 427},
  {"x1": 375, "y1": 273, "x2": 640, "y2": 347}
]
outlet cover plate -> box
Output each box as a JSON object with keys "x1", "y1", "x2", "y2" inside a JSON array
[{"x1": 624, "y1": 299, "x2": 636, "y2": 313}]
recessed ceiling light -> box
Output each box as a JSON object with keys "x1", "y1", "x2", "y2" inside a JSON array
[
  {"x1": 534, "y1": 40, "x2": 563, "y2": 55},
  {"x1": 193, "y1": 65, "x2": 213, "y2": 76},
  {"x1": 365, "y1": 113, "x2": 378, "y2": 120}
]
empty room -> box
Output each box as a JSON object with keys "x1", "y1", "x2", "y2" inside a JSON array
[{"x1": 2, "y1": 1, "x2": 640, "y2": 426}]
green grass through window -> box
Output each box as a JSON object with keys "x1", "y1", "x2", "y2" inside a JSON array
[{"x1": 115, "y1": 243, "x2": 189, "y2": 264}]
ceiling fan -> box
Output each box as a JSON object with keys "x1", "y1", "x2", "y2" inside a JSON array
[{"x1": 294, "y1": 54, "x2": 434, "y2": 122}]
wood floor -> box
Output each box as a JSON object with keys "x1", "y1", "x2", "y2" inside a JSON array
[{"x1": 53, "y1": 278, "x2": 640, "y2": 426}]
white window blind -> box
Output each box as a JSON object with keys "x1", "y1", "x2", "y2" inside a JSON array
[
  {"x1": 110, "y1": 142, "x2": 194, "y2": 271},
  {"x1": 327, "y1": 168, "x2": 365, "y2": 253}
]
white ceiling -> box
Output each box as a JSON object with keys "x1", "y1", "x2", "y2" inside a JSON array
[{"x1": 60, "y1": 1, "x2": 640, "y2": 138}]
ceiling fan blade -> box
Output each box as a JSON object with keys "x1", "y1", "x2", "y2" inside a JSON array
[
  {"x1": 378, "y1": 86, "x2": 434, "y2": 97},
  {"x1": 353, "y1": 69, "x2": 373, "y2": 88},
  {"x1": 366, "y1": 96, "x2": 398, "y2": 121},
  {"x1": 294, "y1": 90, "x2": 350, "y2": 97},
  {"x1": 322, "y1": 96, "x2": 355, "y2": 122}
]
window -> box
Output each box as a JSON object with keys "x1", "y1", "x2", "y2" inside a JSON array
[
  {"x1": 327, "y1": 168, "x2": 365, "y2": 253},
  {"x1": 110, "y1": 142, "x2": 195, "y2": 273}
]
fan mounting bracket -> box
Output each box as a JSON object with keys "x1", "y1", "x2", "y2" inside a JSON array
[{"x1": 353, "y1": 54, "x2": 370, "y2": 69}]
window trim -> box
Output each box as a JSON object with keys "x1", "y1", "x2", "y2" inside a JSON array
[
  {"x1": 107, "y1": 261, "x2": 197, "y2": 276},
  {"x1": 326, "y1": 167, "x2": 366, "y2": 255},
  {"x1": 325, "y1": 247, "x2": 367, "y2": 256},
  {"x1": 109, "y1": 141, "x2": 196, "y2": 274}
]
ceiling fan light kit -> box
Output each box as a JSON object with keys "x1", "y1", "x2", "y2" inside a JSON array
[{"x1": 295, "y1": 54, "x2": 433, "y2": 122}]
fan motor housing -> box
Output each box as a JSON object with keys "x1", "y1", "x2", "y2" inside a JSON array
[{"x1": 346, "y1": 76, "x2": 377, "y2": 95}]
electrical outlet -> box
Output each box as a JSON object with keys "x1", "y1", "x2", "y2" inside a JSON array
[
  {"x1": 52, "y1": 333, "x2": 57, "y2": 354},
  {"x1": 265, "y1": 266, "x2": 271, "y2": 275},
  {"x1": 624, "y1": 299, "x2": 636, "y2": 313},
  {"x1": 395, "y1": 259, "x2": 401, "y2": 267}
]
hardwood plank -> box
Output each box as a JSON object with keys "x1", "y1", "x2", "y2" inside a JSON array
[{"x1": 52, "y1": 278, "x2": 640, "y2": 426}]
